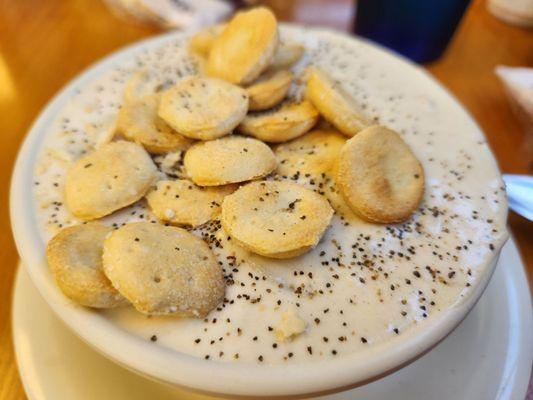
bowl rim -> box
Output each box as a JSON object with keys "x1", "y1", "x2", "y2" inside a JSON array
[{"x1": 9, "y1": 25, "x2": 509, "y2": 397}]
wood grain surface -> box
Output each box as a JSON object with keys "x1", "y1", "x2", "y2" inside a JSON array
[{"x1": 0, "y1": 0, "x2": 531, "y2": 398}]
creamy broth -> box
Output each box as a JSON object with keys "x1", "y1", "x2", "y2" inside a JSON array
[{"x1": 33, "y1": 27, "x2": 508, "y2": 364}]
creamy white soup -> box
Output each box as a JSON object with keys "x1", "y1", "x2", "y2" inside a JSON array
[{"x1": 33, "y1": 27, "x2": 508, "y2": 365}]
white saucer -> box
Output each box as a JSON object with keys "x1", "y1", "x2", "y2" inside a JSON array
[{"x1": 13, "y1": 239, "x2": 532, "y2": 400}]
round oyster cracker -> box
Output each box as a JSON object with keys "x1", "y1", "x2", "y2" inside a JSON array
[
  {"x1": 305, "y1": 66, "x2": 371, "y2": 137},
  {"x1": 239, "y1": 100, "x2": 319, "y2": 143},
  {"x1": 146, "y1": 179, "x2": 236, "y2": 227},
  {"x1": 46, "y1": 223, "x2": 127, "y2": 308},
  {"x1": 246, "y1": 70, "x2": 293, "y2": 111},
  {"x1": 221, "y1": 181, "x2": 334, "y2": 258},
  {"x1": 102, "y1": 222, "x2": 225, "y2": 317},
  {"x1": 184, "y1": 136, "x2": 277, "y2": 186},
  {"x1": 65, "y1": 140, "x2": 157, "y2": 220},
  {"x1": 337, "y1": 125, "x2": 425, "y2": 223},
  {"x1": 158, "y1": 76, "x2": 249, "y2": 141},
  {"x1": 116, "y1": 92, "x2": 192, "y2": 154},
  {"x1": 116, "y1": 71, "x2": 192, "y2": 154},
  {"x1": 207, "y1": 7, "x2": 279, "y2": 85},
  {"x1": 274, "y1": 129, "x2": 346, "y2": 177},
  {"x1": 189, "y1": 24, "x2": 226, "y2": 58}
]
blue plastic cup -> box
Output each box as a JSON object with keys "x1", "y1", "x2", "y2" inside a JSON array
[{"x1": 354, "y1": 0, "x2": 471, "y2": 63}]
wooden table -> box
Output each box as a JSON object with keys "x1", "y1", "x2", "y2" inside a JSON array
[{"x1": 0, "y1": 0, "x2": 531, "y2": 398}]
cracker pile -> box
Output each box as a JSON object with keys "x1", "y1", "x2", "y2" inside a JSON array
[{"x1": 46, "y1": 7, "x2": 424, "y2": 317}]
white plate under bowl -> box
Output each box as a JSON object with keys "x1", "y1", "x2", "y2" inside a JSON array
[
  {"x1": 10, "y1": 25, "x2": 510, "y2": 397},
  {"x1": 13, "y1": 239, "x2": 532, "y2": 400}
]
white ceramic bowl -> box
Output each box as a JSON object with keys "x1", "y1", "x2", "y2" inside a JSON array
[{"x1": 10, "y1": 26, "x2": 508, "y2": 397}]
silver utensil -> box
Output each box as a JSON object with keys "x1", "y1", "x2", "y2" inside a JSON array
[{"x1": 503, "y1": 174, "x2": 533, "y2": 221}]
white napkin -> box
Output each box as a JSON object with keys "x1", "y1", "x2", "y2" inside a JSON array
[
  {"x1": 495, "y1": 66, "x2": 533, "y2": 130},
  {"x1": 103, "y1": 0, "x2": 233, "y2": 30},
  {"x1": 488, "y1": 0, "x2": 533, "y2": 27},
  {"x1": 496, "y1": 67, "x2": 533, "y2": 221}
]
